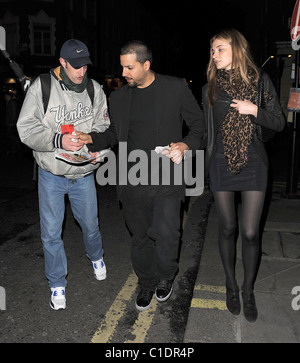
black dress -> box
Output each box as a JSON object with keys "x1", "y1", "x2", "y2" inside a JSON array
[{"x1": 209, "y1": 132, "x2": 267, "y2": 192}]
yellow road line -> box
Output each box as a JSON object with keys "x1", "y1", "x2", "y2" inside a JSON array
[
  {"x1": 124, "y1": 299, "x2": 158, "y2": 343},
  {"x1": 191, "y1": 298, "x2": 227, "y2": 310},
  {"x1": 195, "y1": 284, "x2": 226, "y2": 294},
  {"x1": 91, "y1": 273, "x2": 138, "y2": 343},
  {"x1": 191, "y1": 284, "x2": 227, "y2": 310}
]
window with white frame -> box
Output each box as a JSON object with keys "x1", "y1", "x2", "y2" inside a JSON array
[
  {"x1": 33, "y1": 24, "x2": 51, "y2": 55},
  {"x1": 29, "y1": 10, "x2": 55, "y2": 56}
]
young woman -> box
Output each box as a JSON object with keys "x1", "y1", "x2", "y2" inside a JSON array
[{"x1": 202, "y1": 29, "x2": 285, "y2": 322}]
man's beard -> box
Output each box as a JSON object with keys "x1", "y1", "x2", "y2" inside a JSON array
[
  {"x1": 128, "y1": 82, "x2": 138, "y2": 88},
  {"x1": 126, "y1": 77, "x2": 138, "y2": 88}
]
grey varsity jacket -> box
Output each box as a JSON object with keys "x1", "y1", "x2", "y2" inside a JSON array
[{"x1": 17, "y1": 67, "x2": 110, "y2": 178}]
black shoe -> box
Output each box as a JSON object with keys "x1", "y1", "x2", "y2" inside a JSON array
[
  {"x1": 155, "y1": 280, "x2": 173, "y2": 302},
  {"x1": 135, "y1": 289, "x2": 154, "y2": 311},
  {"x1": 226, "y1": 287, "x2": 241, "y2": 315},
  {"x1": 242, "y1": 292, "x2": 258, "y2": 322}
]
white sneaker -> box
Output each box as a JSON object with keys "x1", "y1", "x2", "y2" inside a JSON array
[
  {"x1": 92, "y1": 258, "x2": 107, "y2": 281},
  {"x1": 50, "y1": 287, "x2": 66, "y2": 310}
]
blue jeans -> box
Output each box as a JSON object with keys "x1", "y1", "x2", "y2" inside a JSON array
[{"x1": 38, "y1": 167, "x2": 103, "y2": 288}]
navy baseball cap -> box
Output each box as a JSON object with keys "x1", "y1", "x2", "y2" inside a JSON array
[{"x1": 60, "y1": 39, "x2": 92, "y2": 69}]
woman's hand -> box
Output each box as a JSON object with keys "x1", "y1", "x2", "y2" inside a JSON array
[{"x1": 231, "y1": 99, "x2": 258, "y2": 117}]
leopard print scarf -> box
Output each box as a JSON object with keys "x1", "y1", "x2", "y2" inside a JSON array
[{"x1": 217, "y1": 69, "x2": 257, "y2": 174}]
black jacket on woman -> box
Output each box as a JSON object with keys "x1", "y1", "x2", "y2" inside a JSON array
[{"x1": 202, "y1": 71, "x2": 286, "y2": 178}]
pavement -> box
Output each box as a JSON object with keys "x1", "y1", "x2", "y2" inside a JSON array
[{"x1": 184, "y1": 183, "x2": 300, "y2": 343}]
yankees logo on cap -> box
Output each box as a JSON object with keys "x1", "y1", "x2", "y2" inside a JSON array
[{"x1": 60, "y1": 39, "x2": 92, "y2": 69}]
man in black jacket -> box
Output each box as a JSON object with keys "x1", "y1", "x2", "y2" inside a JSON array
[{"x1": 79, "y1": 40, "x2": 205, "y2": 311}]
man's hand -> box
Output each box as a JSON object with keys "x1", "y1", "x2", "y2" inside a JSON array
[
  {"x1": 76, "y1": 132, "x2": 93, "y2": 144},
  {"x1": 162, "y1": 142, "x2": 189, "y2": 164},
  {"x1": 89, "y1": 151, "x2": 100, "y2": 164},
  {"x1": 170, "y1": 142, "x2": 189, "y2": 155},
  {"x1": 62, "y1": 133, "x2": 85, "y2": 152}
]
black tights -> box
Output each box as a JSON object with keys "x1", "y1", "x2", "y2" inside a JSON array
[{"x1": 213, "y1": 191, "x2": 265, "y2": 294}]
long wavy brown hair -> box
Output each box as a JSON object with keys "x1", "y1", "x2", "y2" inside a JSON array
[{"x1": 207, "y1": 29, "x2": 259, "y2": 106}]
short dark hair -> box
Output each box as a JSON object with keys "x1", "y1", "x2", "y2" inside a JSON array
[{"x1": 120, "y1": 40, "x2": 152, "y2": 64}]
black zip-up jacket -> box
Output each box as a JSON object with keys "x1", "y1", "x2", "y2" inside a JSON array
[{"x1": 202, "y1": 71, "x2": 286, "y2": 178}]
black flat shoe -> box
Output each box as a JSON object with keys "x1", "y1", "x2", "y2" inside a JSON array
[
  {"x1": 242, "y1": 292, "x2": 258, "y2": 322},
  {"x1": 155, "y1": 280, "x2": 173, "y2": 302},
  {"x1": 226, "y1": 287, "x2": 241, "y2": 315},
  {"x1": 135, "y1": 289, "x2": 154, "y2": 311}
]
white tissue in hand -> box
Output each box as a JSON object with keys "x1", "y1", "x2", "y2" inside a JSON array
[
  {"x1": 155, "y1": 145, "x2": 170, "y2": 154},
  {"x1": 154, "y1": 145, "x2": 183, "y2": 164}
]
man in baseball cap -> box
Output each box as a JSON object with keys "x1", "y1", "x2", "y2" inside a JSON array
[
  {"x1": 60, "y1": 39, "x2": 92, "y2": 69},
  {"x1": 17, "y1": 37, "x2": 109, "y2": 311}
]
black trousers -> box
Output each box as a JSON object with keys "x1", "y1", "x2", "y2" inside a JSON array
[{"x1": 120, "y1": 185, "x2": 182, "y2": 291}]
